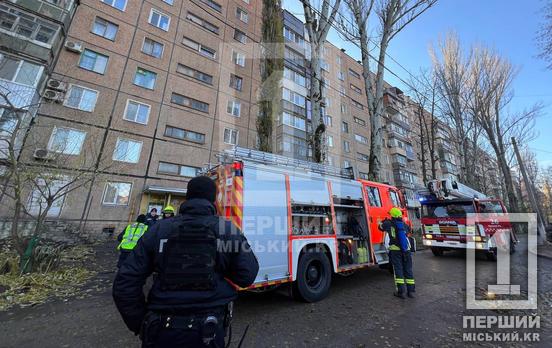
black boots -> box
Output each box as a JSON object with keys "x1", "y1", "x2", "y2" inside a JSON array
[{"x1": 394, "y1": 291, "x2": 406, "y2": 299}]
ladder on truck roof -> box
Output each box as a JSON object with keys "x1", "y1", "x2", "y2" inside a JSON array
[
  {"x1": 424, "y1": 178, "x2": 488, "y2": 200},
  {"x1": 217, "y1": 146, "x2": 355, "y2": 180}
]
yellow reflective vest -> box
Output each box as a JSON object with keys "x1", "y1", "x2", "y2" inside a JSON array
[{"x1": 118, "y1": 223, "x2": 148, "y2": 251}]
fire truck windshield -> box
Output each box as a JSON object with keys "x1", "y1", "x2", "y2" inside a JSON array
[{"x1": 422, "y1": 202, "x2": 476, "y2": 218}]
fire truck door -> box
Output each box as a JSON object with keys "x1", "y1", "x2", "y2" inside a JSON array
[{"x1": 364, "y1": 185, "x2": 387, "y2": 245}]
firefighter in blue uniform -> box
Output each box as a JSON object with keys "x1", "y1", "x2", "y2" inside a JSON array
[
  {"x1": 379, "y1": 207, "x2": 415, "y2": 299},
  {"x1": 113, "y1": 176, "x2": 259, "y2": 347}
]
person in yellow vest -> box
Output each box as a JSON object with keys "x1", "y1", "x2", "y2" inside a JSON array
[
  {"x1": 117, "y1": 214, "x2": 148, "y2": 268},
  {"x1": 161, "y1": 205, "x2": 175, "y2": 220}
]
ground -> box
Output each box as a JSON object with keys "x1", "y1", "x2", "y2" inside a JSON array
[{"x1": 0, "y1": 240, "x2": 551, "y2": 348}]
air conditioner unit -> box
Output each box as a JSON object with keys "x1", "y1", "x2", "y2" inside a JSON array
[
  {"x1": 64, "y1": 40, "x2": 83, "y2": 53},
  {"x1": 46, "y1": 79, "x2": 67, "y2": 91},
  {"x1": 43, "y1": 89, "x2": 64, "y2": 103},
  {"x1": 33, "y1": 148, "x2": 52, "y2": 160}
]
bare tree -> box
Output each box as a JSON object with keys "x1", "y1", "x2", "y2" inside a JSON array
[
  {"x1": 300, "y1": 0, "x2": 342, "y2": 163},
  {"x1": 537, "y1": 1, "x2": 552, "y2": 69},
  {"x1": 342, "y1": 0, "x2": 437, "y2": 180}
]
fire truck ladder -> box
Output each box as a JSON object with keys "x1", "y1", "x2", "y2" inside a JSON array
[{"x1": 217, "y1": 146, "x2": 355, "y2": 180}]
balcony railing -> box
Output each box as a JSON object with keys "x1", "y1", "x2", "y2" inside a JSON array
[{"x1": 10, "y1": 0, "x2": 77, "y2": 29}]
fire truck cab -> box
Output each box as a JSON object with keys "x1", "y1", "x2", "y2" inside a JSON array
[
  {"x1": 419, "y1": 178, "x2": 516, "y2": 261},
  {"x1": 208, "y1": 147, "x2": 408, "y2": 302}
]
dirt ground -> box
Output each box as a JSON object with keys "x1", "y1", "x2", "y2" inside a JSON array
[{"x1": 1, "y1": 239, "x2": 551, "y2": 348}]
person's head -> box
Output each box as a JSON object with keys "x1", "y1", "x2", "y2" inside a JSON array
[
  {"x1": 186, "y1": 176, "x2": 216, "y2": 203},
  {"x1": 136, "y1": 214, "x2": 147, "y2": 224},
  {"x1": 162, "y1": 205, "x2": 175, "y2": 218},
  {"x1": 150, "y1": 208, "x2": 157, "y2": 216},
  {"x1": 389, "y1": 207, "x2": 403, "y2": 219}
]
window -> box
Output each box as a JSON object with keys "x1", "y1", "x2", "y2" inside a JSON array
[
  {"x1": 285, "y1": 48, "x2": 305, "y2": 68},
  {"x1": 357, "y1": 152, "x2": 369, "y2": 162},
  {"x1": 283, "y1": 27, "x2": 304, "y2": 46},
  {"x1": 0, "y1": 5, "x2": 59, "y2": 45},
  {"x1": 282, "y1": 112, "x2": 306, "y2": 131},
  {"x1": 232, "y1": 50, "x2": 246, "y2": 67},
  {"x1": 102, "y1": 182, "x2": 132, "y2": 205},
  {"x1": 92, "y1": 17, "x2": 118, "y2": 40},
  {"x1": 170, "y1": 93, "x2": 209, "y2": 113},
  {"x1": 336, "y1": 56, "x2": 341, "y2": 65},
  {"x1": 78, "y1": 49, "x2": 108, "y2": 74},
  {"x1": 0, "y1": 108, "x2": 18, "y2": 136},
  {"x1": 123, "y1": 99, "x2": 150, "y2": 124},
  {"x1": 27, "y1": 178, "x2": 67, "y2": 217},
  {"x1": 48, "y1": 127, "x2": 86, "y2": 155},
  {"x1": 182, "y1": 37, "x2": 217, "y2": 59},
  {"x1": 0, "y1": 55, "x2": 42, "y2": 87},
  {"x1": 233, "y1": 29, "x2": 247, "y2": 44},
  {"x1": 367, "y1": 187, "x2": 382, "y2": 207},
  {"x1": 343, "y1": 140, "x2": 350, "y2": 153},
  {"x1": 176, "y1": 64, "x2": 213, "y2": 85},
  {"x1": 350, "y1": 84, "x2": 362, "y2": 94},
  {"x1": 324, "y1": 115, "x2": 332, "y2": 127},
  {"x1": 133, "y1": 68, "x2": 157, "y2": 89},
  {"x1": 224, "y1": 128, "x2": 238, "y2": 145},
  {"x1": 320, "y1": 59, "x2": 329, "y2": 71},
  {"x1": 186, "y1": 12, "x2": 219, "y2": 34},
  {"x1": 142, "y1": 38, "x2": 164, "y2": 58},
  {"x1": 340, "y1": 103, "x2": 347, "y2": 114},
  {"x1": 229, "y1": 74, "x2": 243, "y2": 91},
  {"x1": 226, "y1": 100, "x2": 241, "y2": 117},
  {"x1": 163, "y1": 0, "x2": 173, "y2": 5},
  {"x1": 389, "y1": 190, "x2": 401, "y2": 207},
  {"x1": 337, "y1": 71, "x2": 344, "y2": 81},
  {"x1": 101, "y1": 0, "x2": 127, "y2": 11},
  {"x1": 351, "y1": 99, "x2": 364, "y2": 110},
  {"x1": 165, "y1": 125, "x2": 206, "y2": 143},
  {"x1": 359, "y1": 172, "x2": 369, "y2": 180},
  {"x1": 64, "y1": 85, "x2": 98, "y2": 112},
  {"x1": 349, "y1": 69, "x2": 360, "y2": 79},
  {"x1": 284, "y1": 67, "x2": 306, "y2": 87},
  {"x1": 158, "y1": 162, "x2": 201, "y2": 177},
  {"x1": 343, "y1": 160, "x2": 351, "y2": 168},
  {"x1": 148, "y1": 9, "x2": 170, "y2": 31},
  {"x1": 282, "y1": 88, "x2": 305, "y2": 106},
  {"x1": 341, "y1": 121, "x2": 349, "y2": 133},
  {"x1": 200, "y1": 0, "x2": 222, "y2": 12},
  {"x1": 354, "y1": 117, "x2": 366, "y2": 126},
  {"x1": 355, "y1": 133, "x2": 368, "y2": 144},
  {"x1": 327, "y1": 135, "x2": 333, "y2": 147},
  {"x1": 394, "y1": 154, "x2": 407, "y2": 166},
  {"x1": 113, "y1": 137, "x2": 142, "y2": 163},
  {"x1": 236, "y1": 8, "x2": 248, "y2": 23}
]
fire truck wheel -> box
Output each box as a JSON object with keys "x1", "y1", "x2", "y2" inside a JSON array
[
  {"x1": 293, "y1": 250, "x2": 332, "y2": 302},
  {"x1": 486, "y1": 249, "x2": 497, "y2": 261},
  {"x1": 431, "y1": 247, "x2": 444, "y2": 256}
]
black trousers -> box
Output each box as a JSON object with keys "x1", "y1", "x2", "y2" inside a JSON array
[{"x1": 389, "y1": 250, "x2": 415, "y2": 294}]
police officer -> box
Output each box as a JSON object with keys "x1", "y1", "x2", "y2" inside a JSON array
[
  {"x1": 161, "y1": 205, "x2": 175, "y2": 220},
  {"x1": 117, "y1": 214, "x2": 148, "y2": 268},
  {"x1": 113, "y1": 176, "x2": 259, "y2": 347},
  {"x1": 379, "y1": 207, "x2": 415, "y2": 299}
]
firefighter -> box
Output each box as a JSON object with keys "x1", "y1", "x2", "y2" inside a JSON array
[
  {"x1": 117, "y1": 214, "x2": 148, "y2": 268},
  {"x1": 161, "y1": 205, "x2": 175, "y2": 219},
  {"x1": 113, "y1": 176, "x2": 259, "y2": 347},
  {"x1": 379, "y1": 207, "x2": 415, "y2": 299}
]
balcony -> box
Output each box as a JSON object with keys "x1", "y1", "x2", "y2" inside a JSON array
[
  {"x1": 0, "y1": 79, "x2": 41, "y2": 110},
  {"x1": 9, "y1": 0, "x2": 77, "y2": 28},
  {"x1": 406, "y1": 148, "x2": 416, "y2": 161},
  {"x1": 390, "y1": 113, "x2": 411, "y2": 131},
  {"x1": 281, "y1": 100, "x2": 306, "y2": 117}
]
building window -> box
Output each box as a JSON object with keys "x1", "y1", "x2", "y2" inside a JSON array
[
  {"x1": 359, "y1": 172, "x2": 369, "y2": 180},
  {"x1": 0, "y1": 5, "x2": 59, "y2": 45},
  {"x1": 142, "y1": 37, "x2": 164, "y2": 58},
  {"x1": 324, "y1": 115, "x2": 332, "y2": 127},
  {"x1": 354, "y1": 117, "x2": 366, "y2": 126},
  {"x1": 176, "y1": 64, "x2": 213, "y2": 85},
  {"x1": 186, "y1": 12, "x2": 219, "y2": 34},
  {"x1": 123, "y1": 99, "x2": 150, "y2": 124},
  {"x1": 133, "y1": 68, "x2": 157, "y2": 89},
  {"x1": 0, "y1": 108, "x2": 18, "y2": 136},
  {"x1": 229, "y1": 74, "x2": 243, "y2": 91},
  {"x1": 165, "y1": 125, "x2": 206, "y2": 143},
  {"x1": 148, "y1": 9, "x2": 170, "y2": 31},
  {"x1": 200, "y1": 0, "x2": 222, "y2": 12},
  {"x1": 357, "y1": 152, "x2": 369, "y2": 162},
  {"x1": 327, "y1": 135, "x2": 334, "y2": 147},
  {"x1": 27, "y1": 178, "x2": 67, "y2": 217},
  {"x1": 355, "y1": 133, "x2": 368, "y2": 144},
  {"x1": 283, "y1": 27, "x2": 304, "y2": 46},
  {"x1": 232, "y1": 50, "x2": 246, "y2": 67},
  {"x1": 224, "y1": 128, "x2": 238, "y2": 145},
  {"x1": 341, "y1": 121, "x2": 349, "y2": 133},
  {"x1": 320, "y1": 59, "x2": 329, "y2": 71},
  {"x1": 233, "y1": 29, "x2": 247, "y2": 44},
  {"x1": 282, "y1": 88, "x2": 305, "y2": 106},
  {"x1": 158, "y1": 162, "x2": 201, "y2": 177},
  {"x1": 344, "y1": 160, "x2": 352, "y2": 168},
  {"x1": 163, "y1": 0, "x2": 173, "y2": 5},
  {"x1": 236, "y1": 7, "x2": 248, "y2": 23},
  {"x1": 170, "y1": 93, "x2": 209, "y2": 113},
  {"x1": 343, "y1": 140, "x2": 350, "y2": 153},
  {"x1": 101, "y1": 0, "x2": 127, "y2": 11},
  {"x1": 349, "y1": 69, "x2": 360, "y2": 79},
  {"x1": 47, "y1": 127, "x2": 86, "y2": 155},
  {"x1": 350, "y1": 84, "x2": 362, "y2": 94},
  {"x1": 78, "y1": 49, "x2": 109, "y2": 74},
  {"x1": 282, "y1": 112, "x2": 306, "y2": 131},
  {"x1": 351, "y1": 99, "x2": 364, "y2": 110},
  {"x1": 182, "y1": 37, "x2": 216, "y2": 59},
  {"x1": 337, "y1": 71, "x2": 344, "y2": 81},
  {"x1": 92, "y1": 17, "x2": 118, "y2": 40},
  {"x1": 64, "y1": 85, "x2": 98, "y2": 112},
  {"x1": 102, "y1": 182, "x2": 132, "y2": 206},
  {"x1": 226, "y1": 100, "x2": 241, "y2": 117},
  {"x1": 0, "y1": 54, "x2": 42, "y2": 87},
  {"x1": 284, "y1": 67, "x2": 306, "y2": 87},
  {"x1": 113, "y1": 137, "x2": 142, "y2": 163}
]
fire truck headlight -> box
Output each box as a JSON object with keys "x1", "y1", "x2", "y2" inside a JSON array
[
  {"x1": 423, "y1": 239, "x2": 432, "y2": 246},
  {"x1": 425, "y1": 234, "x2": 433, "y2": 239},
  {"x1": 473, "y1": 236, "x2": 482, "y2": 242}
]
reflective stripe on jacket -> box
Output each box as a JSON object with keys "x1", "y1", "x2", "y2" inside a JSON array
[{"x1": 118, "y1": 223, "x2": 148, "y2": 250}]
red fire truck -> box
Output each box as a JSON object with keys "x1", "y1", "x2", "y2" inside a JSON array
[
  {"x1": 419, "y1": 178, "x2": 517, "y2": 261},
  {"x1": 207, "y1": 147, "x2": 410, "y2": 302}
]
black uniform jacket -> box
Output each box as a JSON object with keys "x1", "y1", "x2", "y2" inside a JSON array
[{"x1": 112, "y1": 198, "x2": 259, "y2": 334}]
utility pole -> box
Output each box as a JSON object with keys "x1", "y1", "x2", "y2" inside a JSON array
[{"x1": 512, "y1": 137, "x2": 547, "y2": 245}]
